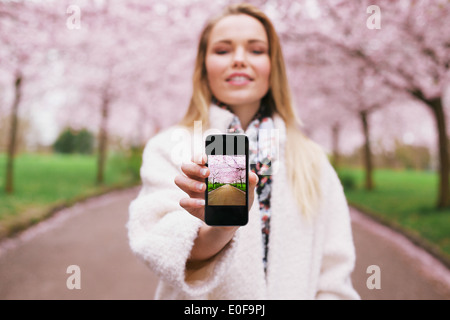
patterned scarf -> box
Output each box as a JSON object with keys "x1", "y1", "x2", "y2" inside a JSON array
[{"x1": 213, "y1": 98, "x2": 275, "y2": 273}]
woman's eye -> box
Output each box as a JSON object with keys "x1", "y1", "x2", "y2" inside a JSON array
[
  {"x1": 215, "y1": 49, "x2": 229, "y2": 55},
  {"x1": 250, "y1": 48, "x2": 266, "y2": 55}
]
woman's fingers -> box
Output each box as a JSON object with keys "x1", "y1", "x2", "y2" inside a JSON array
[
  {"x1": 174, "y1": 156, "x2": 208, "y2": 222},
  {"x1": 174, "y1": 174, "x2": 206, "y2": 196},
  {"x1": 179, "y1": 197, "x2": 205, "y2": 208},
  {"x1": 191, "y1": 153, "x2": 207, "y2": 165},
  {"x1": 179, "y1": 198, "x2": 205, "y2": 221},
  {"x1": 181, "y1": 162, "x2": 209, "y2": 182}
]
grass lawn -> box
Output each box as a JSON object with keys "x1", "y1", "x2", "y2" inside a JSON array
[
  {"x1": 337, "y1": 168, "x2": 450, "y2": 262},
  {"x1": 208, "y1": 182, "x2": 246, "y2": 192},
  {"x1": 0, "y1": 153, "x2": 140, "y2": 237}
]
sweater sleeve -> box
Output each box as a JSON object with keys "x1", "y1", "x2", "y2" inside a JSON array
[
  {"x1": 315, "y1": 158, "x2": 361, "y2": 300},
  {"x1": 127, "y1": 132, "x2": 238, "y2": 297}
]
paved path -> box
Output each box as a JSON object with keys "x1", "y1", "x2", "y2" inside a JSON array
[
  {"x1": 0, "y1": 187, "x2": 449, "y2": 300},
  {"x1": 208, "y1": 184, "x2": 246, "y2": 206},
  {"x1": 350, "y1": 208, "x2": 450, "y2": 299},
  {"x1": 0, "y1": 188, "x2": 158, "y2": 299}
]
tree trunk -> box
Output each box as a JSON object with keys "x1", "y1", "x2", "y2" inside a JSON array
[
  {"x1": 429, "y1": 98, "x2": 449, "y2": 208},
  {"x1": 5, "y1": 73, "x2": 22, "y2": 194},
  {"x1": 331, "y1": 122, "x2": 341, "y2": 169},
  {"x1": 410, "y1": 90, "x2": 449, "y2": 208},
  {"x1": 96, "y1": 94, "x2": 109, "y2": 185},
  {"x1": 360, "y1": 110, "x2": 374, "y2": 190}
]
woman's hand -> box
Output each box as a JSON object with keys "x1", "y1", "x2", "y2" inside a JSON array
[
  {"x1": 174, "y1": 154, "x2": 258, "y2": 222},
  {"x1": 174, "y1": 154, "x2": 258, "y2": 262}
]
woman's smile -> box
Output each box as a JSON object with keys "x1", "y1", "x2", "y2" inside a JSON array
[{"x1": 226, "y1": 72, "x2": 254, "y2": 86}]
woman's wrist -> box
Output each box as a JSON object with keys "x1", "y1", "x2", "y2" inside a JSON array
[{"x1": 188, "y1": 224, "x2": 239, "y2": 262}]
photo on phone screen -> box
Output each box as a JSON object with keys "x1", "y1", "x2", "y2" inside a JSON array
[
  {"x1": 207, "y1": 155, "x2": 246, "y2": 206},
  {"x1": 205, "y1": 134, "x2": 249, "y2": 226}
]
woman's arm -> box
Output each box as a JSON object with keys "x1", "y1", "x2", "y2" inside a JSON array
[
  {"x1": 174, "y1": 154, "x2": 258, "y2": 262},
  {"x1": 128, "y1": 132, "x2": 257, "y2": 297}
]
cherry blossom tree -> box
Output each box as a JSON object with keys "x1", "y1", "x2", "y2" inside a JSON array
[
  {"x1": 277, "y1": 0, "x2": 450, "y2": 207},
  {"x1": 226, "y1": 155, "x2": 246, "y2": 187},
  {"x1": 0, "y1": 0, "x2": 59, "y2": 193},
  {"x1": 209, "y1": 155, "x2": 246, "y2": 185},
  {"x1": 1, "y1": 0, "x2": 447, "y2": 206}
]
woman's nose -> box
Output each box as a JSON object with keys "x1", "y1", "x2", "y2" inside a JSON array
[{"x1": 232, "y1": 46, "x2": 247, "y2": 68}]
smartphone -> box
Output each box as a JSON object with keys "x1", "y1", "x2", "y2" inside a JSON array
[{"x1": 204, "y1": 134, "x2": 249, "y2": 226}]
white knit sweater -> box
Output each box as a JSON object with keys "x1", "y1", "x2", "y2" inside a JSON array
[{"x1": 127, "y1": 105, "x2": 360, "y2": 300}]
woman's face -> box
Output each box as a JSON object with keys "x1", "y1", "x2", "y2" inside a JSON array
[{"x1": 205, "y1": 14, "x2": 271, "y2": 107}]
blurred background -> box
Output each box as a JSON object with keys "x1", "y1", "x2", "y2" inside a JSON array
[{"x1": 0, "y1": 0, "x2": 449, "y2": 299}]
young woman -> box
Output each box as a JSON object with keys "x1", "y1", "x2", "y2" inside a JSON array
[{"x1": 128, "y1": 3, "x2": 360, "y2": 300}]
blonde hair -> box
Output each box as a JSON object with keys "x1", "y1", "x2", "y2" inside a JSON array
[{"x1": 179, "y1": 3, "x2": 324, "y2": 217}]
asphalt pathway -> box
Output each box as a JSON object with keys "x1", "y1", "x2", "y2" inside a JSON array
[
  {"x1": 208, "y1": 184, "x2": 246, "y2": 206},
  {"x1": 0, "y1": 187, "x2": 449, "y2": 300}
]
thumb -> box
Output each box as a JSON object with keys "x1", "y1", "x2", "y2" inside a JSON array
[
  {"x1": 248, "y1": 172, "x2": 259, "y2": 210},
  {"x1": 249, "y1": 171, "x2": 259, "y2": 190}
]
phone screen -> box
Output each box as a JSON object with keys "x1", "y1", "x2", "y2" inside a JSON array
[{"x1": 205, "y1": 134, "x2": 249, "y2": 226}]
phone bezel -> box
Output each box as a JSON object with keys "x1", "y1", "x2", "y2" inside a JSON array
[{"x1": 204, "y1": 134, "x2": 249, "y2": 226}]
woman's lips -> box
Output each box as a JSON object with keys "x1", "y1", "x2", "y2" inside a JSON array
[{"x1": 226, "y1": 73, "x2": 253, "y2": 86}]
